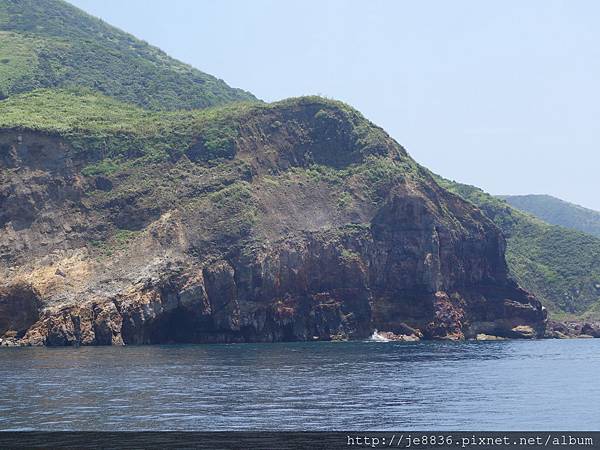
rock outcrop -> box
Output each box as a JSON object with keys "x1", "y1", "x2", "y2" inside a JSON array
[
  {"x1": 545, "y1": 320, "x2": 600, "y2": 339},
  {"x1": 0, "y1": 98, "x2": 547, "y2": 346}
]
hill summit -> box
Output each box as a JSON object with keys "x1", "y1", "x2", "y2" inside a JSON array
[{"x1": 0, "y1": 0, "x2": 256, "y2": 109}]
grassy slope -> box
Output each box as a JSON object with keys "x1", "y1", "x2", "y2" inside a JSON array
[
  {"x1": 500, "y1": 194, "x2": 600, "y2": 239},
  {"x1": 438, "y1": 178, "x2": 600, "y2": 319},
  {"x1": 0, "y1": 0, "x2": 256, "y2": 109},
  {"x1": 0, "y1": 86, "x2": 408, "y2": 157},
  {"x1": 0, "y1": 88, "x2": 424, "y2": 262},
  {"x1": 0, "y1": 88, "x2": 393, "y2": 168}
]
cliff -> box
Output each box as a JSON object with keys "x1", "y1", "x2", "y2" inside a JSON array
[{"x1": 0, "y1": 92, "x2": 546, "y2": 345}]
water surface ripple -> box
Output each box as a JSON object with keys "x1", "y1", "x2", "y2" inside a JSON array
[{"x1": 0, "y1": 339, "x2": 598, "y2": 430}]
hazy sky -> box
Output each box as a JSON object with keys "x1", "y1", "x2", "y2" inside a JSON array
[{"x1": 70, "y1": 0, "x2": 600, "y2": 210}]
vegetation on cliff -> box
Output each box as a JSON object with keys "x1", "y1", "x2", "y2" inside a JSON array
[
  {"x1": 0, "y1": 88, "x2": 402, "y2": 173},
  {"x1": 0, "y1": 0, "x2": 255, "y2": 109},
  {"x1": 0, "y1": 87, "x2": 420, "y2": 255}
]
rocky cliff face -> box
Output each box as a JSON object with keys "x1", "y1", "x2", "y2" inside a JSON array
[{"x1": 0, "y1": 98, "x2": 546, "y2": 346}]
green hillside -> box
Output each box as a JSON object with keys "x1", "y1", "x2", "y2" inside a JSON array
[
  {"x1": 438, "y1": 179, "x2": 600, "y2": 319},
  {"x1": 0, "y1": 87, "x2": 398, "y2": 178},
  {"x1": 500, "y1": 194, "x2": 600, "y2": 239},
  {"x1": 0, "y1": 0, "x2": 256, "y2": 109}
]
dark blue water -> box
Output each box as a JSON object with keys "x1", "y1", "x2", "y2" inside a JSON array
[{"x1": 0, "y1": 339, "x2": 599, "y2": 431}]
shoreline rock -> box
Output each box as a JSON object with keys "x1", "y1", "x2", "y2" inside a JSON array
[
  {"x1": 475, "y1": 333, "x2": 506, "y2": 341},
  {"x1": 545, "y1": 320, "x2": 600, "y2": 339}
]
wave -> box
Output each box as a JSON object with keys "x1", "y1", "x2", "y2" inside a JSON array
[{"x1": 367, "y1": 329, "x2": 391, "y2": 342}]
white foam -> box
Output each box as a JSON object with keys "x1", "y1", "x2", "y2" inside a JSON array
[{"x1": 367, "y1": 329, "x2": 391, "y2": 342}]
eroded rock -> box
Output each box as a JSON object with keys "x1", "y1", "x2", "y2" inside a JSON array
[
  {"x1": 545, "y1": 320, "x2": 600, "y2": 339},
  {"x1": 0, "y1": 283, "x2": 40, "y2": 338},
  {"x1": 0, "y1": 102, "x2": 548, "y2": 346}
]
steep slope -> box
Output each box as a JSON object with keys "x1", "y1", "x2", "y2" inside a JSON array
[
  {"x1": 500, "y1": 194, "x2": 600, "y2": 238},
  {"x1": 0, "y1": 90, "x2": 545, "y2": 345},
  {"x1": 0, "y1": 0, "x2": 256, "y2": 109},
  {"x1": 438, "y1": 180, "x2": 600, "y2": 319}
]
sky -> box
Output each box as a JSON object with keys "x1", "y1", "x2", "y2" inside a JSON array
[{"x1": 70, "y1": 0, "x2": 600, "y2": 210}]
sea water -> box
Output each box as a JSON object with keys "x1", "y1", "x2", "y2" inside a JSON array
[{"x1": 0, "y1": 339, "x2": 598, "y2": 430}]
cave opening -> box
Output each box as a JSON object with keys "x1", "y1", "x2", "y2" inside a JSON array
[
  {"x1": 0, "y1": 284, "x2": 41, "y2": 339},
  {"x1": 145, "y1": 307, "x2": 204, "y2": 344}
]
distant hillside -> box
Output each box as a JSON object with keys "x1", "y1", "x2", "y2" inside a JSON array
[
  {"x1": 500, "y1": 194, "x2": 600, "y2": 238},
  {"x1": 437, "y1": 179, "x2": 600, "y2": 319},
  {"x1": 0, "y1": 0, "x2": 256, "y2": 109}
]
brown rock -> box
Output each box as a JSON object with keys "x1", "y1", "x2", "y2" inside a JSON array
[
  {"x1": 0, "y1": 105, "x2": 547, "y2": 346},
  {"x1": 475, "y1": 333, "x2": 506, "y2": 341}
]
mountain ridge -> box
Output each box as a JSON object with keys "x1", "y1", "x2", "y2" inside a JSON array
[{"x1": 499, "y1": 194, "x2": 600, "y2": 239}]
